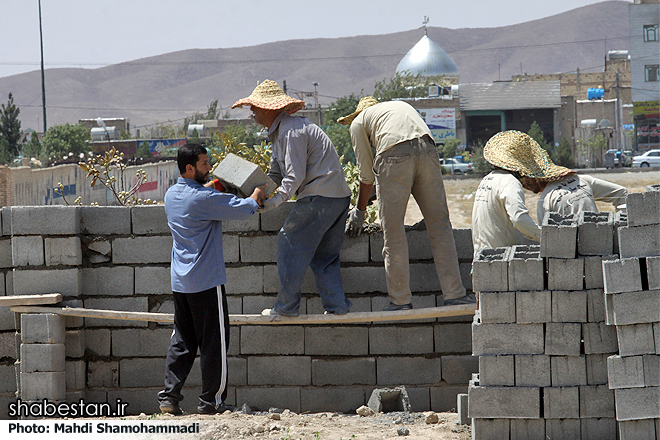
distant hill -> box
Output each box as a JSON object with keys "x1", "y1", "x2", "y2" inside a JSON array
[{"x1": 0, "y1": 1, "x2": 630, "y2": 131}]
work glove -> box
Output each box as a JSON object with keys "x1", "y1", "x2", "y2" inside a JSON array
[
  {"x1": 257, "y1": 198, "x2": 277, "y2": 213},
  {"x1": 345, "y1": 207, "x2": 366, "y2": 237}
]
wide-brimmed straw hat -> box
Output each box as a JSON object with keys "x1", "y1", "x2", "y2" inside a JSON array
[
  {"x1": 231, "y1": 80, "x2": 305, "y2": 114},
  {"x1": 337, "y1": 96, "x2": 379, "y2": 125},
  {"x1": 483, "y1": 130, "x2": 575, "y2": 181}
]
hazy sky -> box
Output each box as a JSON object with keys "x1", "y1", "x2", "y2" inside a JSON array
[{"x1": 2, "y1": 0, "x2": 627, "y2": 79}]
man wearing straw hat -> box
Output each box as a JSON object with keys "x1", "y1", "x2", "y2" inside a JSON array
[
  {"x1": 338, "y1": 97, "x2": 471, "y2": 310},
  {"x1": 232, "y1": 80, "x2": 352, "y2": 317},
  {"x1": 471, "y1": 130, "x2": 546, "y2": 258}
]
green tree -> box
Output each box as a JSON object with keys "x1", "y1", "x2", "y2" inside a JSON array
[
  {"x1": 184, "y1": 99, "x2": 220, "y2": 132},
  {"x1": 0, "y1": 93, "x2": 22, "y2": 158},
  {"x1": 439, "y1": 137, "x2": 461, "y2": 158},
  {"x1": 137, "y1": 141, "x2": 152, "y2": 158},
  {"x1": 322, "y1": 93, "x2": 362, "y2": 163},
  {"x1": 554, "y1": 137, "x2": 575, "y2": 168},
  {"x1": 42, "y1": 123, "x2": 91, "y2": 161},
  {"x1": 528, "y1": 121, "x2": 553, "y2": 158},
  {"x1": 20, "y1": 131, "x2": 46, "y2": 163},
  {"x1": 470, "y1": 142, "x2": 491, "y2": 175},
  {"x1": 373, "y1": 71, "x2": 448, "y2": 101}
]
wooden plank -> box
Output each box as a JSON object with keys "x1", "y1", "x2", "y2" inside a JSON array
[
  {"x1": 10, "y1": 304, "x2": 476, "y2": 324},
  {"x1": 0, "y1": 293, "x2": 62, "y2": 307}
]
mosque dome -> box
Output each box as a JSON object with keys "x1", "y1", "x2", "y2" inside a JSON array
[{"x1": 396, "y1": 33, "x2": 459, "y2": 81}]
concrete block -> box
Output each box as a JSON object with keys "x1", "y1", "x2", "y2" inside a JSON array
[
  {"x1": 441, "y1": 355, "x2": 478, "y2": 384},
  {"x1": 376, "y1": 356, "x2": 442, "y2": 386},
  {"x1": 605, "y1": 292, "x2": 615, "y2": 325},
  {"x1": 472, "y1": 319, "x2": 544, "y2": 356},
  {"x1": 508, "y1": 245, "x2": 545, "y2": 291},
  {"x1": 545, "y1": 419, "x2": 581, "y2": 440},
  {"x1": 0, "y1": 364, "x2": 16, "y2": 393},
  {"x1": 11, "y1": 236, "x2": 44, "y2": 267},
  {"x1": 0, "y1": 331, "x2": 17, "y2": 359},
  {"x1": 543, "y1": 386, "x2": 579, "y2": 419},
  {"x1": 578, "y1": 211, "x2": 613, "y2": 255},
  {"x1": 20, "y1": 371, "x2": 66, "y2": 401},
  {"x1": 213, "y1": 153, "x2": 277, "y2": 198},
  {"x1": 312, "y1": 358, "x2": 375, "y2": 386},
  {"x1": 369, "y1": 326, "x2": 434, "y2": 355},
  {"x1": 225, "y1": 266, "x2": 264, "y2": 294},
  {"x1": 119, "y1": 357, "x2": 164, "y2": 387},
  {"x1": 86, "y1": 238, "x2": 111, "y2": 263},
  {"x1": 21, "y1": 314, "x2": 64, "y2": 344},
  {"x1": 87, "y1": 361, "x2": 119, "y2": 388},
  {"x1": 583, "y1": 322, "x2": 618, "y2": 354},
  {"x1": 85, "y1": 329, "x2": 111, "y2": 356},
  {"x1": 80, "y1": 206, "x2": 131, "y2": 234},
  {"x1": 459, "y1": 261, "x2": 473, "y2": 291},
  {"x1": 468, "y1": 384, "x2": 540, "y2": 418},
  {"x1": 617, "y1": 323, "x2": 656, "y2": 356},
  {"x1": 614, "y1": 387, "x2": 660, "y2": 420},
  {"x1": 478, "y1": 291, "x2": 515, "y2": 323},
  {"x1": 612, "y1": 289, "x2": 660, "y2": 325},
  {"x1": 44, "y1": 237, "x2": 82, "y2": 266},
  {"x1": 618, "y1": 223, "x2": 660, "y2": 258},
  {"x1": 240, "y1": 326, "x2": 304, "y2": 355},
  {"x1": 239, "y1": 235, "x2": 278, "y2": 263},
  {"x1": 618, "y1": 419, "x2": 657, "y2": 440},
  {"x1": 584, "y1": 255, "x2": 607, "y2": 289},
  {"x1": 368, "y1": 386, "x2": 411, "y2": 412},
  {"x1": 648, "y1": 256, "x2": 660, "y2": 291},
  {"x1": 457, "y1": 393, "x2": 469, "y2": 425},
  {"x1": 409, "y1": 263, "x2": 443, "y2": 292},
  {"x1": 580, "y1": 418, "x2": 617, "y2": 440},
  {"x1": 471, "y1": 418, "x2": 510, "y2": 440},
  {"x1": 65, "y1": 360, "x2": 85, "y2": 391},
  {"x1": 339, "y1": 234, "x2": 369, "y2": 263},
  {"x1": 304, "y1": 326, "x2": 368, "y2": 356},
  {"x1": 545, "y1": 322, "x2": 582, "y2": 356},
  {"x1": 643, "y1": 354, "x2": 660, "y2": 387},
  {"x1": 340, "y1": 266, "x2": 387, "y2": 294},
  {"x1": 656, "y1": 323, "x2": 660, "y2": 353},
  {"x1": 134, "y1": 266, "x2": 170, "y2": 294},
  {"x1": 540, "y1": 212, "x2": 577, "y2": 259},
  {"x1": 300, "y1": 387, "x2": 366, "y2": 414},
  {"x1": 10, "y1": 206, "x2": 80, "y2": 235},
  {"x1": 106, "y1": 387, "x2": 167, "y2": 415},
  {"x1": 547, "y1": 258, "x2": 584, "y2": 291},
  {"x1": 227, "y1": 356, "x2": 247, "y2": 387},
  {"x1": 82, "y1": 266, "x2": 134, "y2": 296},
  {"x1": 84, "y1": 297, "x2": 148, "y2": 327},
  {"x1": 219, "y1": 234, "x2": 238, "y2": 263},
  {"x1": 515, "y1": 290, "x2": 551, "y2": 323},
  {"x1": 370, "y1": 231, "x2": 384, "y2": 262},
  {"x1": 514, "y1": 354, "x2": 551, "y2": 387},
  {"x1": 111, "y1": 328, "x2": 172, "y2": 357},
  {"x1": 586, "y1": 353, "x2": 610, "y2": 385},
  {"x1": 64, "y1": 330, "x2": 85, "y2": 358},
  {"x1": 112, "y1": 235, "x2": 172, "y2": 264},
  {"x1": 453, "y1": 228, "x2": 473, "y2": 261},
  {"x1": 552, "y1": 290, "x2": 587, "y2": 323},
  {"x1": 627, "y1": 189, "x2": 660, "y2": 227},
  {"x1": 472, "y1": 247, "x2": 510, "y2": 292},
  {"x1": 247, "y1": 356, "x2": 311, "y2": 386},
  {"x1": 430, "y1": 385, "x2": 467, "y2": 412},
  {"x1": 130, "y1": 205, "x2": 168, "y2": 234},
  {"x1": 13, "y1": 268, "x2": 82, "y2": 297},
  {"x1": 551, "y1": 356, "x2": 587, "y2": 387},
  {"x1": 0, "y1": 239, "x2": 12, "y2": 268},
  {"x1": 607, "y1": 355, "x2": 645, "y2": 389},
  {"x1": 434, "y1": 323, "x2": 472, "y2": 354},
  {"x1": 579, "y1": 384, "x2": 615, "y2": 418},
  {"x1": 479, "y1": 355, "x2": 514, "y2": 386},
  {"x1": 603, "y1": 257, "x2": 643, "y2": 294},
  {"x1": 234, "y1": 387, "x2": 300, "y2": 413},
  {"x1": 586, "y1": 288, "x2": 607, "y2": 323},
  {"x1": 405, "y1": 387, "x2": 430, "y2": 412},
  {"x1": 241, "y1": 294, "x2": 287, "y2": 314},
  {"x1": 510, "y1": 418, "x2": 546, "y2": 440},
  {"x1": 259, "y1": 200, "x2": 295, "y2": 232},
  {"x1": 0, "y1": 305, "x2": 13, "y2": 331}
]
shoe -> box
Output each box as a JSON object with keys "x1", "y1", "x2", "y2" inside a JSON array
[
  {"x1": 324, "y1": 310, "x2": 348, "y2": 315},
  {"x1": 382, "y1": 302, "x2": 413, "y2": 311},
  {"x1": 216, "y1": 403, "x2": 237, "y2": 413},
  {"x1": 443, "y1": 295, "x2": 477, "y2": 306},
  {"x1": 159, "y1": 400, "x2": 182, "y2": 415},
  {"x1": 261, "y1": 308, "x2": 299, "y2": 317},
  {"x1": 197, "y1": 403, "x2": 217, "y2": 414}
]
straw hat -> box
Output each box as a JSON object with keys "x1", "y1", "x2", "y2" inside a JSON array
[
  {"x1": 337, "y1": 96, "x2": 379, "y2": 125},
  {"x1": 231, "y1": 80, "x2": 305, "y2": 114},
  {"x1": 483, "y1": 130, "x2": 575, "y2": 181}
]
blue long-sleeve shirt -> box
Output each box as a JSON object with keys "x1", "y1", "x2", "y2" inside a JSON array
[{"x1": 164, "y1": 177, "x2": 258, "y2": 293}]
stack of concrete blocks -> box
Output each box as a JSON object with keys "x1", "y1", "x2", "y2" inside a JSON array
[
  {"x1": 469, "y1": 210, "x2": 620, "y2": 439},
  {"x1": 603, "y1": 185, "x2": 660, "y2": 440}
]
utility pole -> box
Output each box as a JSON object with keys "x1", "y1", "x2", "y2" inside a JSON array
[
  {"x1": 615, "y1": 68, "x2": 623, "y2": 151},
  {"x1": 38, "y1": 0, "x2": 47, "y2": 133}
]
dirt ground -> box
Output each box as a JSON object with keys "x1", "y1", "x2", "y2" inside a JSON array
[
  {"x1": 405, "y1": 169, "x2": 660, "y2": 228},
  {"x1": 125, "y1": 409, "x2": 471, "y2": 440}
]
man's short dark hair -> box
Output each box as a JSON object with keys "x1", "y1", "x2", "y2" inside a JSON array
[{"x1": 177, "y1": 143, "x2": 207, "y2": 174}]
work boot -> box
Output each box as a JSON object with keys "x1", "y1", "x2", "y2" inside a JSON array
[
  {"x1": 443, "y1": 294, "x2": 476, "y2": 306},
  {"x1": 382, "y1": 302, "x2": 413, "y2": 311},
  {"x1": 159, "y1": 400, "x2": 182, "y2": 415}
]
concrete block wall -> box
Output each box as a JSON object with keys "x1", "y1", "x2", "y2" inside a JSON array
[
  {"x1": 0, "y1": 202, "x2": 477, "y2": 416},
  {"x1": 470, "y1": 220, "x2": 621, "y2": 439},
  {"x1": 603, "y1": 185, "x2": 660, "y2": 440}
]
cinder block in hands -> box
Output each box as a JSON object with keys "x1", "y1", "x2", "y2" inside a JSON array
[
  {"x1": 626, "y1": 188, "x2": 660, "y2": 227},
  {"x1": 472, "y1": 247, "x2": 510, "y2": 292},
  {"x1": 213, "y1": 153, "x2": 277, "y2": 198},
  {"x1": 602, "y1": 258, "x2": 642, "y2": 294},
  {"x1": 508, "y1": 245, "x2": 545, "y2": 291},
  {"x1": 578, "y1": 211, "x2": 613, "y2": 256},
  {"x1": 540, "y1": 212, "x2": 577, "y2": 259}
]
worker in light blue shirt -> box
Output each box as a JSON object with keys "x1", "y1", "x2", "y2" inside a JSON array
[{"x1": 158, "y1": 143, "x2": 265, "y2": 416}]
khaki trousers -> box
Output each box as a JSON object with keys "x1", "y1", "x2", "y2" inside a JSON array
[{"x1": 374, "y1": 136, "x2": 466, "y2": 304}]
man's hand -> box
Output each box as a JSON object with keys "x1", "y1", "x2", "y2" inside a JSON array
[
  {"x1": 250, "y1": 185, "x2": 267, "y2": 206},
  {"x1": 257, "y1": 198, "x2": 276, "y2": 213},
  {"x1": 345, "y1": 207, "x2": 366, "y2": 237}
]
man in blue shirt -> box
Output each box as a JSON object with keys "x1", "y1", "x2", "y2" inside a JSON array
[{"x1": 158, "y1": 143, "x2": 265, "y2": 415}]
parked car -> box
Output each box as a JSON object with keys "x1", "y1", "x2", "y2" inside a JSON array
[
  {"x1": 621, "y1": 150, "x2": 633, "y2": 167},
  {"x1": 440, "y1": 158, "x2": 473, "y2": 174},
  {"x1": 632, "y1": 149, "x2": 660, "y2": 168}
]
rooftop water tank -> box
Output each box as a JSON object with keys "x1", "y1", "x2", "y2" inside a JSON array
[
  {"x1": 581, "y1": 119, "x2": 598, "y2": 128},
  {"x1": 90, "y1": 126, "x2": 119, "y2": 141},
  {"x1": 587, "y1": 88, "x2": 604, "y2": 100},
  {"x1": 187, "y1": 124, "x2": 207, "y2": 137}
]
